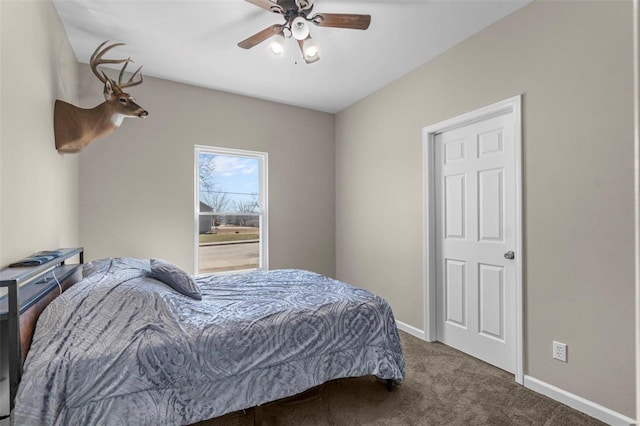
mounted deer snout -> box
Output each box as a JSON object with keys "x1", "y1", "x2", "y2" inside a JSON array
[{"x1": 54, "y1": 41, "x2": 148, "y2": 154}]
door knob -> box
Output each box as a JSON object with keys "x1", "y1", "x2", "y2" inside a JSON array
[{"x1": 504, "y1": 251, "x2": 515, "y2": 260}]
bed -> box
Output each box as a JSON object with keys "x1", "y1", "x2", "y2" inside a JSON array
[{"x1": 12, "y1": 257, "x2": 405, "y2": 425}]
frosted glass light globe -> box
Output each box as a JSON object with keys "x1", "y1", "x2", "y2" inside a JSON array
[{"x1": 291, "y1": 16, "x2": 310, "y2": 41}]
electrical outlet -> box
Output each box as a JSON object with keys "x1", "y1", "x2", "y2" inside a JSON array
[{"x1": 553, "y1": 341, "x2": 567, "y2": 362}]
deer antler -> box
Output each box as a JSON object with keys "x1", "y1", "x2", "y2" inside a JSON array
[
  {"x1": 90, "y1": 41, "x2": 143, "y2": 88},
  {"x1": 117, "y1": 61, "x2": 144, "y2": 88}
]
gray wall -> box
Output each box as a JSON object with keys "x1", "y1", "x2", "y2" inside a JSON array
[
  {"x1": 78, "y1": 69, "x2": 335, "y2": 277},
  {"x1": 0, "y1": 0, "x2": 634, "y2": 420},
  {"x1": 335, "y1": 0, "x2": 634, "y2": 418},
  {"x1": 0, "y1": 0, "x2": 80, "y2": 268},
  {"x1": 0, "y1": 0, "x2": 80, "y2": 419}
]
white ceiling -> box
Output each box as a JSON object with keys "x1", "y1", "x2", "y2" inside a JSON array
[{"x1": 52, "y1": 0, "x2": 531, "y2": 113}]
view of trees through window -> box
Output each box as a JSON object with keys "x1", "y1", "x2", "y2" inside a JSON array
[{"x1": 197, "y1": 148, "x2": 265, "y2": 274}]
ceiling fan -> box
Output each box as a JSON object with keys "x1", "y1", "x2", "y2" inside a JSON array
[{"x1": 238, "y1": 0, "x2": 371, "y2": 64}]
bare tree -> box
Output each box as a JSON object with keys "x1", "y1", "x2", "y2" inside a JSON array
[
  {"x1": 232, "y1": 194, "x2": 259, "y2": 226},
  {"x1": 199, "y1": 155, "x2": 228, "y2": 209},
  {"x1": 199, "y1": 154, "x2": 230, "y2": 227},
  {"x1": 234, "y1": 194, "x2": 259, "y2": 214}
]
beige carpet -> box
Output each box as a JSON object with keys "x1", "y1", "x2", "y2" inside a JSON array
[{"x1": 193, "y1": 331, "x2": 604, "y2": 426}]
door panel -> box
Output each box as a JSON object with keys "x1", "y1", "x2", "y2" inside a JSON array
[
  {"x1": 478, "y1": 168, "x2": 504, "y2": 242},
  {"x1": 444, "y1": 138, "x2": 466, "y2": 164},
  {"x1": 435, "y1": 112, "x2": 515, "y2": 373},
  {"x1": 478, "y1": 263, "x2": 504, "y2": 340},
  {"x1": 477, "y1": 129, "x2": 503, "y2": 158},
  {"x1": 445, "y1": 174, "x2": 466, "y2": 239},
  {"x1": 445, "y1": 259, "x2": 466, "y2": 328}
]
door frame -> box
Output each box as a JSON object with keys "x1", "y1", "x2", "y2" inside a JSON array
[{"x1": 422, "y1": 95, "x2": 523, "y2": 384}]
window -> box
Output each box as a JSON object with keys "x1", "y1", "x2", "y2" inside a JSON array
[{"x1": 195, "y1": 146, "x2": 268, "y2": 274}]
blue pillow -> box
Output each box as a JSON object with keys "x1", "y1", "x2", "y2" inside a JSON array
[{"x1": 150, "y1": 259, "x2": 202, "y2": 300}]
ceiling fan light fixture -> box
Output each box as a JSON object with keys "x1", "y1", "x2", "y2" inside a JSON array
[
  {"x1": 239, "y1": 0, "x2": 372, "y2": 65},
  {"x1": 302, "y1": 36, "x2": 319, "y2": 60},
  {"x1": 269, "y1": 32, "x2": 285, "y2": 56},
  {"x1": 291, "y1": 16, "x2": 310, "y2": 40}
]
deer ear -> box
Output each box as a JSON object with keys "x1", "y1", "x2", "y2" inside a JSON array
[{"x1": 103, "y1": 80, "x2": 115, "y2": 99}]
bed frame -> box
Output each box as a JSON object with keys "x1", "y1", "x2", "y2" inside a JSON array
[{"x1": 0, "y1": 248, "x2": 84, "y2": 419}]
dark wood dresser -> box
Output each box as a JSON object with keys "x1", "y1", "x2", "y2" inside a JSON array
[{"x1": 0, "y1": 247, "x2": 83, "y2": 419}]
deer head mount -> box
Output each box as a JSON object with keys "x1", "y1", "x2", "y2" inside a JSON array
[{"x1": 54, "y1": 41, "x2": 148, "y2": 154}]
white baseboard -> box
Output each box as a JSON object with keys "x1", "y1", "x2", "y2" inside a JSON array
[
  {"x1": 523, "y1": 375, "x2": 636, "y2": 426},
  {"x1": 395, "y1": 320, "x2": 425, "y2": 340}
]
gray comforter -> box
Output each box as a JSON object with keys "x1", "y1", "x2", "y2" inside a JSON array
[{"x1": 14, "y1": 258, "x2": 405, "y2": 425}]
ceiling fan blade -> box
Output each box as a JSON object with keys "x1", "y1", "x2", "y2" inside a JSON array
[
  {"x1": 238, "y1": 24, "x2": 284, "y2": 49},
  {"x1": 311, "y1": 13, "x2": 371, "y2": 30},
  {"x1": 243, "y1": 0, "x2": 284, "y2": 14}
]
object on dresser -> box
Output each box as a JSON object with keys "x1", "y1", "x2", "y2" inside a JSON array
[{"x1": 8, "y1": 250, "x2": 64, "y2": 268}]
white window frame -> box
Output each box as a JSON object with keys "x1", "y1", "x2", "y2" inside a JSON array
[{"x1": 194, "y1": 145, "x2": 269, "y2": 275}]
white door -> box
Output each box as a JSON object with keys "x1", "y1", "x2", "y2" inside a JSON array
[{"x1": 434, "y1": 112, "x2": 516, "y2": 373}]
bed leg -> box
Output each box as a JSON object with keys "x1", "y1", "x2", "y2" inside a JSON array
[{"x1": 386, "y1": 379, "x2": 393, "y2": 392}]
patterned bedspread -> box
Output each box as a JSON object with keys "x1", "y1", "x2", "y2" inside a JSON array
[{"x1": 14, "y1": 258, "x2": 405, "y2": 425}]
